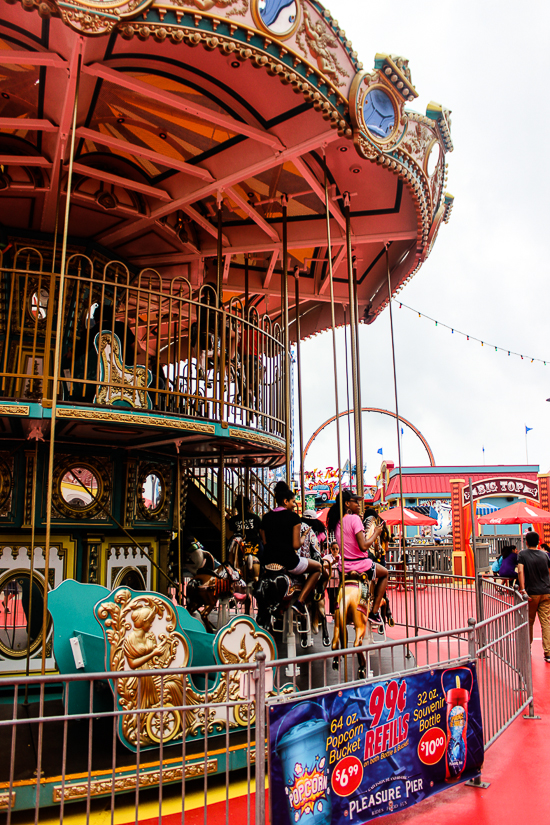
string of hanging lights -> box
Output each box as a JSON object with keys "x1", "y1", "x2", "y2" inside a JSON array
[{"x1": 396, "y1": 301, "x2": 548, "y2": 366}]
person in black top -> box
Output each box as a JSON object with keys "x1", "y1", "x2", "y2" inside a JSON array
[
  {"x1": 228, "y1": 495, "x2": 263, "y2": 559},
  {"x1": 517, "y1": 531, "x2": 550, "y2": 663},
  {"x1": 260, "y1": 481, "x2": 321, "y2": 616}
]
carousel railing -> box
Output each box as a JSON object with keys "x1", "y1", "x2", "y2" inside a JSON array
[
  {"x1": 188, "y1": 464, "x2": 273, "y2": 519},
  {"x1": 0, "y1": 247, "x2": 286, "y2": 439}
]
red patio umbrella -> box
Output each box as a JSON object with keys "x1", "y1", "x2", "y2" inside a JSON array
[
  {"x1": 477, "y1": 501, "x2": 550, "y2": 525},
  {"x1": 315, "y1": 507, "x2": 330, "y2": 525},
  {"x1": 380, "y1": 506, "x2": 438, "y2": 526}
]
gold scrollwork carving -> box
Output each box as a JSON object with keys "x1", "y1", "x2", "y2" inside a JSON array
[
  {"x1": 52, "y1": 758, "x2": 217, "y2": 801},
  {"x1": 0, "y1": 405, "x2": 30, "y2": 416},
  {"x1": 0, "y1": 791, "x2": 15, "y2": 810},
  {"x1": 295, "y1": 1, "x2": 349, "y2": 87},
  {"x1": 228, "y1": 429, "x2": 284, "y2": 451},
  {"x1": 56, "y1": 408, "x2": 216, "y2": 433}
]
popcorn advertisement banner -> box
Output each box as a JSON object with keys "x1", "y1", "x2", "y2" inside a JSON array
[{"x1": 268, "y1": 663, "x2": 483, "y2": 824}]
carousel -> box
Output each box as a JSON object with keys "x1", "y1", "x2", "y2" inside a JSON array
[{"x1": 0, "y1": 0, "x2": 453, "y2": 811}]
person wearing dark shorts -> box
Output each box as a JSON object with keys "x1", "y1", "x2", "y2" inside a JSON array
[
  {"x1": 260, "y1": 481, "x2": 321, "y2": 616},
  {"x1": 517, "y1": 531, "x2": 550, "y2": 663}
]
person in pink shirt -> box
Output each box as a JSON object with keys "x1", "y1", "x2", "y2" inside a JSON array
[{"x1": 327, "y1": 490, "x2": 389, "y2": 626}]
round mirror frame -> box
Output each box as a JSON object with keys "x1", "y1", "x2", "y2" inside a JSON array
[
  {"x1": 53, "y1": 458, "x2": 111, "y2": 520},
  {"x1": 0, "y1": 569, "x2": 49, "y2": 659},
  {"x1": 136, "y1": 465, "x2": 167, "y2": 521}
]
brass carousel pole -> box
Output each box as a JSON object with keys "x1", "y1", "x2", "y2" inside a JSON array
[
  {"x1": 293, "y1": 266, "x2": 306, "y2": 512},
  {"x1": 24, "y1": 440, "x2": 39, "y2": 697},
  {"x1": 216, "y1": 194, "x2": 223, "y2": 303},
  {"x1": 282, "y1": 195, "x2": 291, "y2": 484},
  {"x1": 219, "y1": 450, "x2": 226, "y2": 563},
  {"x1": 343, "y1": 194, "x2": 363, "y2": 503},
  {"x1": 324, "y1": 155, "x2": 347, "y2": 675},
  {"x1": 353, "y1": 266, "x2": 365, "y2": 498},
  {"x1": 41, "y1": 48, "x2": 82, "y2": 674},
  {"x1": 385, "y1": 245, "x2": 410, "y2": 648}
]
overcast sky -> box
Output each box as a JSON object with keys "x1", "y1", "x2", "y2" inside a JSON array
[{"x1": 299, "y1": 0, "x2": 550, "y2": 482}]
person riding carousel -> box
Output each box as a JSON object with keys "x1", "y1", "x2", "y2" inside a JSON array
[
  {"x1": 259, "y1": 481, "x2": 322, "y2": 617},
  {"x1": 327, "y1": 490, "x2": 389, "y2": 627}
]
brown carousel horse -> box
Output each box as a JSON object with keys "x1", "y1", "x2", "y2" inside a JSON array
[
  {"x1": 180, "y1": 533, "x2": 246, "y2": 633},
  {"x1": 227, "y1": 533, "x2": 261, "y2": 615}
]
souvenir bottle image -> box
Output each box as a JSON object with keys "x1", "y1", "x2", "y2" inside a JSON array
[
  {"x1": 277, "y1": 717, "x2": 332, "y2": 825},
  {"x1": 443, "y1": 672, "x2": 470, "y2": 782}
]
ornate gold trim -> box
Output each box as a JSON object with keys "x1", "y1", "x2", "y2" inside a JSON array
[
  {"x1": 0, "y1": 791, "x2": 14, "y2": 810},
  {"x1": 56, "y1": 408, "x2": 216, "y2": 433},
  {"x1": 52, "y1": 456, "x2": 112, "y2": 521},
  {"x1": 228, "y1": 429, "x2": 284, "y2": 450},
  {"x1": 0, "y1": 405, "x2": 30, "y2": 416},
  {"x1": 52, "y1": 759, "x2": 217, "y2": 801}
]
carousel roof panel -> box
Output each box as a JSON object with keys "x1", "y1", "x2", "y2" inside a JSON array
[{"x1": 0, "y1": 0, "x2": 454, "y2": 336}]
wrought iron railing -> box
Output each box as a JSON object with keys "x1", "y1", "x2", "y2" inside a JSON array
[{"x1": 0, "y1": 246, "x2": 286, "y2": 439}]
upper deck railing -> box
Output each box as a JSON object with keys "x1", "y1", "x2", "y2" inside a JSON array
[{"x1": 0, "y1": 247, "x2": 286, "y2": 440}]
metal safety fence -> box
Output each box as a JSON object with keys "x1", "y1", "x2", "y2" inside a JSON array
[{"x1": 0, "y1": 573, "x2": 535, "y2": 822}]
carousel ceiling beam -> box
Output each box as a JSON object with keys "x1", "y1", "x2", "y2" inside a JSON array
[
  {"x1": 76, "y1": 128, "x2": 213, "y2": 181},
  {"x1": 0, "y1": 155, "x2": 52, "y2": 167},
  {"x1": 263, "y1": 250, "x2": 279, "y2": 287},
  {"x1": 181, "y1": 204, "x2": 230, "y2": 246},
  {"x1": 83, "y1": 64, "x2": 284, "y2": 151},
  {"x1": 318, "y1": 246, "x2": 346, "y2": 295},
  {"x1": 40, "y1": 37, "x2": 83, "y2": 231},
  {"x1": 98, "y1": 129, "x2": 339, "y2": 247},
  {"x1": 225, "y1": 186, "x2": 279, "y2": 242},
  {"x1": 0, "y1": 118, "x2": 58, "y2": 132},
  {"x1": 0, "y1": 50, "x2": 67, "y2": 67},
  {"x1": 72, "y1": 162, "x2": 172, "y2": 201},
  {"x1": 128, "y1": 228, "x2": 418, "y2": 266},
  {"x1": 292, "y1": 157, "x2": 346, "y2": 231}
]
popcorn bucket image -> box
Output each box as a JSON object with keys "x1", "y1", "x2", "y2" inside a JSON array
[{"x1": 277, "y1": 717, "x2": 332, "y2": 825}]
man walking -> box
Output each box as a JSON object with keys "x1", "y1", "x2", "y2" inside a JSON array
[{"x1": 517, "y1": 531, "x2": 550, "y2": 663}]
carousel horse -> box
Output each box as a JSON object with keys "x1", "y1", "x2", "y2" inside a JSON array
[
  {"x1": 331, "y1": 568, "x2": 376, "y2": 678},
  {"x1": 178, "y1": 532, "x2": 246, "y2": 633},
  {"x1": 253, "y1": 523, "x2": 331, "y2": 647},
  {"x1": 227, "y1": 533, "x2": 261, "y2": 615},
  {"x1": 364, "y1": 514, "x2": 394, "y2": 628}
]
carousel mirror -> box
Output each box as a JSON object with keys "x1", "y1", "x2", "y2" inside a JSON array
[
  {"x1": 29, "y1": 288, "x2": 49, "y2": 321},
  {"x1": 363, "y1": 88, "x2": 396, "y2": 140},
  {"x1": 142, "y1": 472, "x2": 163, "y2": 512},
  {"x1": 60, "y1": 466, "x2": 100, "y2": 509},
  {"x1": 0, "y1": 571, "x2": 45, "y2": 657},
  {"x1": 426, "y1": 141, "x2": 441, "y2": 177}
]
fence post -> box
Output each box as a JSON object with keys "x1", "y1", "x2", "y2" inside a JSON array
[
  {"x1": 467, "y1": 617, "x2": 476, "y2": 661},
  {"x1": 413, "y1": 571, "x2": 418, "y2": 637},
  {"x1": 255, "y1": 652, "x2": 267, "y2": 825},
  {"x1": 464, "y1": 617, "x2": 490, "y2": 788},
  {"x1": 520, "y1": 595, "x2": 540, "y2": 721}
]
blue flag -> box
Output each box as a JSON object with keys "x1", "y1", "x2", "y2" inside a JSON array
[
  {"x1": 526, "y1": 426, "x2": 533, "y2": 434},
  {"x1": 401, "y1": 427, "x2": 404, "y2": 436},
  {"x1": 377, "y1": 448, "x2": 383, "y2": 455}
]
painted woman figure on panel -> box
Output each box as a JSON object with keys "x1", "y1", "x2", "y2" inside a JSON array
[{"x1": 123, "y1": 602, "x2": 183, "y2": 710}]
